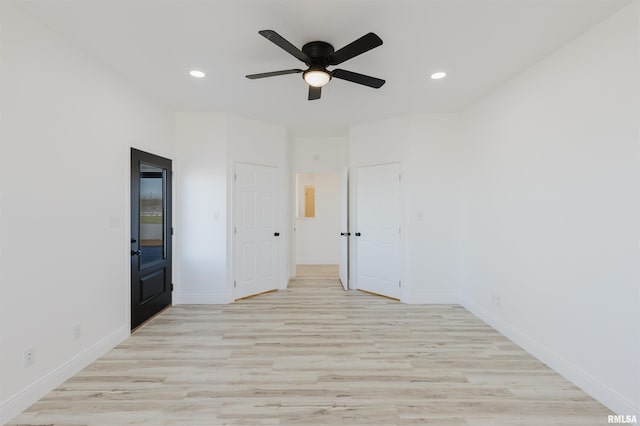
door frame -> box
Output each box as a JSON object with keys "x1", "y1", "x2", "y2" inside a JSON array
[
  {"x1": 339, "y1": 166, "x2": 350, "y2": 290},
  {"x1": 350, "y1": 162, "x2": 404, "y2": 300},
  {"x1": 231, "y1": 161, "x2": 283, "y2": 300}
]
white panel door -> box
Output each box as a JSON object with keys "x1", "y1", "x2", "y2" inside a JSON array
[
  {"x1": 234, "y1": 163, "x2": 279, "y2": 299},
  {"x1": 355, "y1": 163, "x2": 402, "y2": 299},
  {"x1": 339, "y1": 167, "x2": 349, "y2": 290}
]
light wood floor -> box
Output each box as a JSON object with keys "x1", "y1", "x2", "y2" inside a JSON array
[
  {"x1": 9, "y1": 267, "x2": 611, "y2": 425},
  {"x1": 295, "y1": 264, "x2": 339, "y2": 279}
]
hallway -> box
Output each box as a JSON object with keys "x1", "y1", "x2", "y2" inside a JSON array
[{"x1": 295, "y1": 264, "x2": 339, "y2": 280}]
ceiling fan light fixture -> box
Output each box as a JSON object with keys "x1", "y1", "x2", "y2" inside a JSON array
[
  {"x1": 247, "y1": 30, "x2": 385, "y2": 100},
  {"x1": 303, "y1": 69, "x2": 331, "y2": 87},
  {"x1": 189, "y1": 70, "x2": 206, "y2": 78},
  {"x1": 430, "y1": 71, "x2": 447, "y2": 80}
]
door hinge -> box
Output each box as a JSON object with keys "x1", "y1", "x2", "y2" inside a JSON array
[
  {"x1": 234, "y1": 280, "x2": 237, "y2": 288},
  {"x1": 399, "y1": 227, "x2": 402, "y2": 235},
  {"x1": 399, "y1": 173, "x2": 402, "y2": 182},
  {"x1": 399, "y1": 280, "x2": 402, "y2": 288},
  {"x1": 234, "y1": 226, "x2": 237, "y2": 235},
  {"x1": 171, "y1": 283, "x2": 174, "y2": 291},
  {"x1": 171, "y1": 227, "x2": 174, "y2": 235},
  {"x1": 234, "y1": 173, "x2": 237, "y2": 182}
]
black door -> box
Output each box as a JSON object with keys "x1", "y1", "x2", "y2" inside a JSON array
[{"x1": 131, "y1": 148, "x2": 172, "y2": 330}]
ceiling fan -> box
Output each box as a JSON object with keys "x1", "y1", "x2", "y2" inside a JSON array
[{"x1": 246, "y1": 30, "x2": 385, "y2": 101}]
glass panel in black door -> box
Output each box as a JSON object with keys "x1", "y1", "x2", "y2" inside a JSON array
[{"x1": 139, "y1": 164, "x2": 165, "y2": 265}]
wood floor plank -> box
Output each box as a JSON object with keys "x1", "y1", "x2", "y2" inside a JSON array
[{"x1": 8, "y1": 267, "x2": 612, "y2": 425}]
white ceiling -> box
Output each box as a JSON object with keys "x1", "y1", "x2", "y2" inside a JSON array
[{"x1": 13, "y1": 0, "x2": 629, "y2": 136}]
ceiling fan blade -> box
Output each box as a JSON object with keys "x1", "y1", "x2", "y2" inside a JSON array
[
  {"x1": 246, "y1": 69, "x2": 303, "y2": 79},
  {"x1": 259, "y1": 30, "x2": 309, "y2": 63},
  {"x1": 332, "y1": 69, "x2": 385, "y2": 88},
  {"x1": 329, "y1": 32, "x2": 383, "y2": 66},
  {"x1": 308, "y1": 85, "x2": 321, "y2": 101}
]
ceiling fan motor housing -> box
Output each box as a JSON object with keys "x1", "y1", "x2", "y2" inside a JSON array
[{"x1": 302, "y1": 41, "x2": 334, "y2": 67}]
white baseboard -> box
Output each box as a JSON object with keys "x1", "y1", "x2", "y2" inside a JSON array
[
  {"x1": 403, "y1": 293, "x2": 459, "y2": 304},
  {"x1": 295, "y1": 259, "x2": 339, "y2": 265},
  {"x1": 173, "y1": 293, "x2": 233, "y2": 304},
  {"x1": 461, "y1": 296, "x2": 640, "y2": 417},
  {"x1": 0, "y1": 325, "x2": 129, "y2": 425}
]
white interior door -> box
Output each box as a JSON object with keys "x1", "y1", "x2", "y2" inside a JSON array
[
  {"x1": 234, "y1": 163, "x2": 279, "y2": 299},
  {"x1": 355, "y1": 163, "x2": 402, "y2": 299},
  {"x1": 339, "y1": 167, "x2": 349, "y2": 290}
]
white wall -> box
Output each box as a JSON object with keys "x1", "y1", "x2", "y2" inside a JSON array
[
  {"x1": 406, "y1": 115, "x2": 463, "y2": 303},
  {"x1": 226, "y1": 114, "x2": 287, "y2": 167},
  {"x1": 459, "y1": 3, "x2": 639, "y2": 416},
  {"x1": 174, "y1": 113, "x2": 288, "y2": 303},
  {"x1": 294, "y1": 137, "x2": 348, "y2": 173},
  {"x1": 296, "y1": 173, "x2": 341, "y2": 264},
  {"x1": 349, "y1": 115, "x2": 461, "y2": 303},
  {"x1": 0, "y1": 2, "x2": 175, "y2": 422},
  {"x1": 174, "y1": 113, "x2": 228, "y2": 304},
  {"x1": 349, "y1": 117, "x2": 410, "y2": 168}
]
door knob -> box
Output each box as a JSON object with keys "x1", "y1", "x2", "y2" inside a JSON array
[
  {"x1": 274, "y1": 232, "x2": 280, "y2": 237},
  {"x1": 341, "y1": 232, "x2": 346, "y2": 236},
  {"x1": 131, "y1": 249, "x2": 141, "y2": 256},
  {"x1": 355, "y1": 232, "x2": 362, "y2": 236}
]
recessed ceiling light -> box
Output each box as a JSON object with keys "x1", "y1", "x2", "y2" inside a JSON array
[
  {"x1": 189, "y1": 70, "x2": 206, "y2": 78},
  {"x1": 431, "y1": 71, "x2": 447, "y2": 80}
]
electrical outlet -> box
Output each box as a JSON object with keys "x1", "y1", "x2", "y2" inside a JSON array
[
  {"x1": 24, "y1": 349, "x2": 35, "y2": 367},
  {"x1": 73, "y1": 323, "x2": 82, "y2": 340}
]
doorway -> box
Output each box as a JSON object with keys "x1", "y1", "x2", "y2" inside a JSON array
[
  {"x1": 294, "y1": 171, "x2": 348, "y2": 288},
  {"x1": 130, "y1": 148, "x2": 173, "y2": 330},
  {"x1": 295, "y1": 173, "x2": 346, "y2": 278}
]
